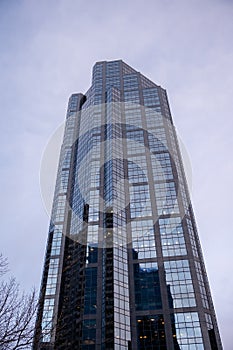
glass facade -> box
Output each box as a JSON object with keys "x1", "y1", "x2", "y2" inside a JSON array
[{"x1": 34, "y1": 60, "x2": 222, "y2": 350}]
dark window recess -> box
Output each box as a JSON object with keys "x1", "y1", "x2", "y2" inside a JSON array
[
  {"x1": 104, "y1": 209, "x2": 114, "y2": 347},
  {"x1": 137, "y1": 315, "x2": 167, "y2": 350},
  {"x1": 105, "y1": 211, "x2": 113, "y2": 228},
  {"x1": 86, "y1": 246, "x2": 98, "y2": 264},
  {"x1": 84, "y1": 267, "x2": 97, "y2": 315},
  {"x1": 83, "y1": 204, "x2": 89, "y2": 223},
  {"x1": 209, "y1": 329, "x2": 218, "y2": 350},
  {"x1": 134, "y1": 265, "x2": 162, "y2": 310}
]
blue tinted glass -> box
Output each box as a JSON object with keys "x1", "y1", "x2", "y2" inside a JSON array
[{"x1": 134, "y1": 263, "x2": 162, "y2": 310}]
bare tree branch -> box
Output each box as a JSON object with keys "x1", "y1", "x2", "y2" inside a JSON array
[
  {"x1": 0, "y1": 254, "x2": 9, "y2": 277},
  {"x1": 0, "y1": 253, "x2": 37, "y2": 349}
]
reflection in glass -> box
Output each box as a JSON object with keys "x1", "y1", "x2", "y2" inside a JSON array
[
  {"x1": 134, "y1": 262, "x2": 162, "y2": 310},
  {"x1": 131, "y1": 220, "x2": 156, "y2": 259},
  {"x1": 171, "y1": 312, "x2": 204, "y2": 349},
  {"x1": 164, "y1": 260, "x2": 196, "y2": 308},
  {"x1": 82, "y1": 319, "x2": 96, "y2": 349}
]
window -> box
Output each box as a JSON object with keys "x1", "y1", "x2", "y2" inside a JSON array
[
  {"x1": 155, "y1": 181, "x2": 179, "y2": 215},
  {"x1": 148, "y1": 129, "x2": 167, "y2": 153},
  {"x1": 131, "y1": 220, "x2": 156, "y2": 259},
  {"x1": 164, "y1": 260, "x2": 196, "y2": 308},
  {"x1": 128, "y1": 159, "x2": 148, "y2": 184},
  {"x1": 41, "y1": 298, "x2": 55, "y2": 342},
  {"x1": 89, "y1": 190, "x2": 100, "y2": 222},
  {"x1": 186, "y1": 218, "x2": 199, "y2": 257},
  {"x1": 134, "y1": 262, "x2": 162, "y2": 310},
  {"x1": 137, "y1": 315, "x2": 166, "y2": 349},
  {"x1": 123, "y1": 74, "x2": 138, "y2": 91},
  {"x1": 151, "y1": 153, "x2": 173, "y2": 181},
  {"x1": 82, "y1": 319, "x2": 96, "y2": 349},
  {"x1": 84, "y1": 268, "x2": 97, "y2": 314},
  {"x1": 124, "y1": 90, "x2": 140, "y2": 103},
  {"x1": 143, "y1": 88, "x2": 160, "y2": 107},
  {"x1": 130, "y1": 184, "x2": 152, "y2": 218},
  {"x1": 125, "y1": 107, "x2": 142, "y2": 130},
  {"x1": 127, "y1": 130, "x2": 145, "y2": 155},
  {"x1": 195, "y1": 261, "x2": 209, "y2": 309},
  {"x1": 172, "y1": 312, "x2": 204, "y2": 349},
  {"x1": 159, "y1": 217, "x2": 187, "y2": 256}
]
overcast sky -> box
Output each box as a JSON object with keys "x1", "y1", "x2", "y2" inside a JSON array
[{"x1": 0, "y1": 0, "x2": 232, "y2": 347}]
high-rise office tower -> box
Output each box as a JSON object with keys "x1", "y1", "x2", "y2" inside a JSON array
[{"x1": 34, "y1": 60, "x2": 222, "y2": 350}]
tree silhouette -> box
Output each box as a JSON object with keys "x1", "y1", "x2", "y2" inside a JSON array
[{"x1": 0, "y1": 254, "x2": 37, "y2": 349}]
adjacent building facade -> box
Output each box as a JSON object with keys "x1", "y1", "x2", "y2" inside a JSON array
[{"x1": 34, "y1": 60, "x2": 222, "y2": 349}]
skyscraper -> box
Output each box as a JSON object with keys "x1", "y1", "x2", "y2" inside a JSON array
[{"x1": 34, "y1": 60, "x2": 222, "y2": 350}]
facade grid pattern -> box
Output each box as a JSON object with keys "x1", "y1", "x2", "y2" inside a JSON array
[{"x1": 34, "y1": 60, "x2": 222, "y2": 350}]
